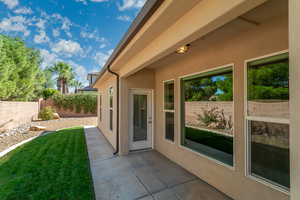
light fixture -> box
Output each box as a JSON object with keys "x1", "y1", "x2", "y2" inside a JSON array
[{"x1": 176, "y1": 44, "x2": 190, "y2": 54}]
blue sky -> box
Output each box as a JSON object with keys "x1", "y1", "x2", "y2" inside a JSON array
[{"x1": 0, "y1": 0, "x2": 145, "y2": 85}]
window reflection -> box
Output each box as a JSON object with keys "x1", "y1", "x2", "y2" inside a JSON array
[{"x1": 181, "y1": 67, "x2": 234, "y2": 166}]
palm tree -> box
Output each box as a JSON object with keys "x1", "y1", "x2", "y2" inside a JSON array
[
  {"x1": 70, "y1": 80, "x2": 83, "y2": 93},
  {"x1": 48, "y1": 62, "x2": 75, "y2": 94}
]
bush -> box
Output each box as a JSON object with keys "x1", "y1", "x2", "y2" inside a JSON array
[
  {"x1": 197, "y1": 107, "x2": 233, "y2": 130},
  {"x1": 42, "y1": 88, "x2": 58, "y2": 100},
  {"x1": 39, "y1": 106, "x2": 55, "y2": 120},
  {"x1": 52, "y1": 93, "x2": 97, "y2": 114}
]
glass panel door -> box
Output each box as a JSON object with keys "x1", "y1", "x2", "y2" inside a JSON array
[
  {"x1": 129, "y1": 89, "x2": 153, "y2": 151},
  {"x1": 133, "y1": 94, "x2": 148, "y2": 142}
]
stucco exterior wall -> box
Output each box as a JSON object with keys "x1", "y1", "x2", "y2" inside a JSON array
[
  {"x1": 96, "y1": 76, "x2": 117, "y2": 149},
  {"x1": 152, "y1": 5, "x2": 288, "y2": 200}
]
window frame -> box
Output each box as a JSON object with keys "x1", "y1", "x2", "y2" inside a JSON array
[
  {"x1": 108, "y1": 86, "x2": 114, "y2": 131},
  {"x1": 178, "y1": 63, "x2": 235, "y2": 170},
  {"x1": 163, "y1": 79, "x2": 175, "y2": 143},
  {"x1": 244, "y1": 50, "x2": 290, "y2": 194}
]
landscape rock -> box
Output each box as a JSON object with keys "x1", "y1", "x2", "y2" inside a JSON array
[
  {"x1": 53, "y1": 113, "x2": 60, "y2": 119},
  {"x1": 30, "y1": 125, "x2": 46, "y2": 131}
]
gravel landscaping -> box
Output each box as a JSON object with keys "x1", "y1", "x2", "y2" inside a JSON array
[{"x1": 0, "y1": 117, "x2": 97, "y2": 152}]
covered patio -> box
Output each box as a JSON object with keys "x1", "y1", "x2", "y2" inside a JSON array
[{"x1": 84, "y1": 126, "x2": 231, "y2": 200}]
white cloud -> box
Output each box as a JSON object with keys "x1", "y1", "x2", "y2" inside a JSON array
[
  {"x1": 52, "y1": 28, "x2": 60, "y2": 37},
  {"x1": 117, "y1": 0, "x2": 145, "y2": 11},
  {"x1": 75, "y1": 0, "x2": 87, "y2": 5},
  {"x1": 35, "y1": 19, "x2": 46, "y2": 30},
  {"x1": 52, "y1": 39, "x2": 83, "y2": 57},
  {"x1": 34, "y1": 30, "x2": 49, "y2": 44},
  {"x1": 40, "y1": 49, "x2": 58, "y2": 69},
  {"x1": 75, "y1": 0, "x2": 108, "y2": 4},
  {"x1": 90, "y1": 0, "x2": 108, "y2": 2},
  {"x1": 99, "y1": 43, "x2": 106, "y2": 48},
  {"x1": 80, "y1": 30, "x2": 106, "y2": 43},
  {"x1": 117, "y1": 15, "x2": 132, "y2": 22},
  {"x1": 0, "y1": 0, "x2": 18, "y2": 9},
  {"x1": 13, "y1": 7, "x2": 33, "y2": 15},
  {"x1": 94, "y1": 49, "x2": 113, "y2": 67},
  {"x1": 51, "y1": 13, "x2": 72, "y2": 37},
  {"x1": 67, "y1": 60, "x2": 88, "y2": 85},
  {"x1": 0, "y1": 16, "x2": 30, "y2": 36}
]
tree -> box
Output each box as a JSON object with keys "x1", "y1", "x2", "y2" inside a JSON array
[
  {"x1": 215, "y1": 73, "x2": 233, "y2": 101},
  {"x1": 43, "y1": 68, "x2": 55, "y2": 89},
  {"x1": 184, "y1": 77, "x2": 217, "y2": 101},
  {"x1": 248, "y1": 61, "x2": 289, "y2": 101},
  {"x1": 0, "y1": 34, "x2": 45, "y2": 101},
  {"x1": 70, "y1": 80, "x2": 83, "y2": 93},
  {"x1": 48, "y1": 62, "x2": 75, "y2": 94}
]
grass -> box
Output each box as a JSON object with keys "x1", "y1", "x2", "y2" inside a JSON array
[
  {"x1": 0, "y1": 127, "x2": 94, "y2": 200},
  {"x1": 185, "y1": 127, "x2": 233, "y2": 154}
]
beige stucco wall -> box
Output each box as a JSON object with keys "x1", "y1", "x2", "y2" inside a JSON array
[
  {"x1": 96, "y1": 76, "x2": 117, "y2": 149},
  {"x1": 152, "y1": 4, "x2": 288, "y2": 200}
]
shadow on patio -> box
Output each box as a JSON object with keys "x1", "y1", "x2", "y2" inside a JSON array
[{"x1": 84, "y1": 126, "x2": 232, "y2": 200}]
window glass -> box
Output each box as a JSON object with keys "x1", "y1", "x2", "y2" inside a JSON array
[
  {"x1": 133, "y1": 95, "x2": 148, "y2": 141},
  {"x1": 181, "y1": 67, "x2": 234, "y2": 166},
  {"x1": 109, "y1": 87, "x2": 113, "y2": 108},
  {"x1": 249, "y1": 121, "x2": 290, "y2": 189},
  {"x1": 109, "y1": 87, "x2": 113, "y2": 131},
  {"x1": 247, "y1": 53, "x2": 289, "y2": 118},
  {"x1": 164, "y1": 81, "x2": 174, "y2": 110},
  {"x1": 165, "y1": 112, "x2": 175, "y2": 141},
  {"x1": 109, "y1": 109, "x2": 113, "y2": 130},
  {"x1": 164, "y1": 80, "x2": 175, "y2": 142},
  {"x1": 99, "y1": 94, "x2": 102, "y2": 121}
]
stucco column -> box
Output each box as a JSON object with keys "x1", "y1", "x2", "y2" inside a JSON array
[
  {"x1": 289, "y1": 0, "x2": 300, "y2": 199},
  {"x1": 118, "y1": 77, "x2": 130, "y2": 155}
]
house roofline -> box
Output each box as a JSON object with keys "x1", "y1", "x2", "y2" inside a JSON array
[{"x1": 92, "y1": 0, "x2": 163, "y2": 88}]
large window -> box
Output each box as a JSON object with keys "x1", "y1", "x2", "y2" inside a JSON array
[
  {"x1": 164, "y1": 80, "x2": 175, "y2": 142},
  {"x1": 246, "y1": 52, "x2": 289, "y2": 190},
  {"x1": 109, "y1": 87, "x2": 113, "y2": 131},
  {"x1": 181, "y1": 66, "x2": 234, "y2": 166}
]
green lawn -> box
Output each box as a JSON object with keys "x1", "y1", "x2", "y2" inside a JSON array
[
  {"x1": 185, "y1": 127, "x2": 233, "y2": 154},
  {"x1": 0, "y1": 127, "x2": 94, "y2": 200}
]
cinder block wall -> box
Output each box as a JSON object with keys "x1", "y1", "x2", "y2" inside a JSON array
[{"x1": 0, "y1": 101, "x2": 39, "y2": 132}]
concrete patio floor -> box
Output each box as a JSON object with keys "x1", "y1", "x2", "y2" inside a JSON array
[{"x1": 84, "y1": 126, "x2": 232, "y2": 200}]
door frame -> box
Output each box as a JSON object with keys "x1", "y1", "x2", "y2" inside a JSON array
[{"x1": 128, "y1": 88, "x2": 154, "y2": 151}]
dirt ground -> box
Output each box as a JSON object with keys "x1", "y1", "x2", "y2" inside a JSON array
[{"x1": 0, "y1": 117, "x2": 97, "y2": 152}]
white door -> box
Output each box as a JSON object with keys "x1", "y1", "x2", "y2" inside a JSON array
[{"x1": 129, "y1": 89, "x2": 153, "y2": 151}]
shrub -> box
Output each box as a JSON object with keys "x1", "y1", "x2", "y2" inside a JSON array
[
  {"x1": 39, "y1": 106, "x2": 55, "y2": 120},
  {"x1": 42, "y1": 88, "x2": 59, "y2": 100},
  {"x1": 197, "y1": 107, "x2": 233, "y2": 130},
  {"x1": 52, "y1": 93, "x2": 97, "y2": 114},
  {"x1": 198, "y1": 107, "x2": 219, "y2": 126}
]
